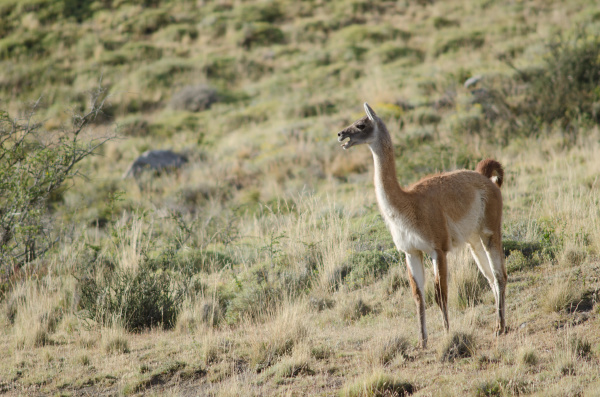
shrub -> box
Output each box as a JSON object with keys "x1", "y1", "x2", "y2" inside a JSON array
[
  {"x1": 79, "y1": 262, "x2": 182, "y2": 332},
  {"x1": 502, "y1": 239, "x2": 549, "y2": 271},
  {"x1": 344, "y1": 249, "x2": 399, "y2": 289},
  {"x1": 506, "y1": 250, "x2": 528, "y2": 273},
  {"x1": 522, "y1": 30, "x2": 600, "y2": 128},
  {"x1": 0, "y1": 91, "x2": 112, "y2": 273}
]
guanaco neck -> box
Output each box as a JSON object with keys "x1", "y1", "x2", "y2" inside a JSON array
[{"x1": 368, "y1": 121, "x2": 413, "y2": 218}]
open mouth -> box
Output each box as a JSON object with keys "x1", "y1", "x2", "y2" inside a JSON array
[{"x1": 338, "y1": 135, "x2": 353, "y2": 149}]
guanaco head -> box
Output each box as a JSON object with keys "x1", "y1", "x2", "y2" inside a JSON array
[{"x1": 337, "y1": 103, "x2": 379, "y2": 150}]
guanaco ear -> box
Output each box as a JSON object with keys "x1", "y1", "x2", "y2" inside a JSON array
[{"x1": 364, "y1": 102, "x2": 377, "y2": 121}]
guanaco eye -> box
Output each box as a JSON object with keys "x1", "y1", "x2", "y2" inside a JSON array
[{"x1": 356, "y1": 124, "x2": 366, "y2": 130}]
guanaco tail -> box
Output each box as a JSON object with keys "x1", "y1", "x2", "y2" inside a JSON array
[{"x1": 337, "y1": 103, "x2": 507, "y2": 348}]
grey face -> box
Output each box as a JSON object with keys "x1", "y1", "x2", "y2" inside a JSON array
[{"x1": 337, "y1": 115, "x2": 377, "y2": 150}]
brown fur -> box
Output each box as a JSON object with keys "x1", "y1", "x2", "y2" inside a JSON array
[
  {"x1": 476, "y1": 158, "x2": 504, "y2": 187},
  {"x1": 338, "y1": 103, "x2": 507, "y2": 348}
]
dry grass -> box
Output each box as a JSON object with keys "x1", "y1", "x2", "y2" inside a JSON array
[
  {"x1": 543, "y1": 278, "x2": 581, "y2": 313},
  {"x1": 2, "y1": 0, "x2": 600, "y2": 396},
  {"x1": 340, "y1": 371, "x2": 415, "y2": 397}
]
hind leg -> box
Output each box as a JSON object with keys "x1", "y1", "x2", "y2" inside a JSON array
[
  {"x1": 481, "y1": 233, "x2": 507, "y2": 335},
  {"x1": 468, "y1": 237, "x2": 497, "y2": 300},
  {"x1": 432, "y1": 250, "x2": 449, "y2": 333},
  {"x1": 469, "y1": 235, "x2": 506, "y2": 335}
]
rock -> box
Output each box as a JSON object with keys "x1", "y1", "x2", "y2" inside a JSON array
[
  {"x1": 170, "y1": 84, "x2": 218, "y2": 112},
  {"x1": 464, "y1": 74, "x2": 482, "y2": 89},
  {"x1": 123, "y1": 150, "x2": 188, "y2": 179}
]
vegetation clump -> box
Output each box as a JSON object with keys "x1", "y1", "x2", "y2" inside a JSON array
[
  {"x1": 341, "y1": 372, "x2": 414, "y2": 397},
  {"x1": 0, "y1": 94, "x2": 112, "y2": 273},
  {"x1": 439, "y1": 332, "x2": 476, "y2": 362},
  {"x1": 79, "y1": 261, "x2": 181, "y2": 332}
]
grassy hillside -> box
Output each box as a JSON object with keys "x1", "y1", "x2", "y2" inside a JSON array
[{"x1": 1, "y1": 0, "x2": 600, "y2": 395}]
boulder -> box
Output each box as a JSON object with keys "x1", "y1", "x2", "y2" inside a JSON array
[
  {"x1": 123, "y1": 150, "x2": 188, "y2": 179},
  {"x1": 170, "y1": 84, "x2": 218, "y2": 112}
]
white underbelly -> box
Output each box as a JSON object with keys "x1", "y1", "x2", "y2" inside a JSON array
[{"x1": 385, "y1": 215, "x2": 433, "y2": 253}]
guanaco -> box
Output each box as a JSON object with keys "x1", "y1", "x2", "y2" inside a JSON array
[{"x1": 337, "y1": 103, "x2": 507, "y2": 348}]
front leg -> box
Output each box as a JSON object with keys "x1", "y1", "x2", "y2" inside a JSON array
[
  {"x1": 405, "y1": 251, "x2": 427, "y2": 348},
  {"x1": 432, "y1": 249, "x2": 449, "y2": 332}
]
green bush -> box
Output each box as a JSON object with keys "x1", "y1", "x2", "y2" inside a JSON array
[
  {"x1": 343, "y1": 249, "x2": 399, "y2": 288},
  {"x1": 0, "y1": 94, "x2": 112, "y2": 272},
  {"x1": 522, "y1": 30, "x2": 600, "y2": 128},
  {"x1": 79, "y1": 262, "x2": 182, "y2": 332}
]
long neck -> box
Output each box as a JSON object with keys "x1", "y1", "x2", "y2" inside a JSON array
[{"x1": 369, "y1": 122, "x2": 409, "y2": 211}]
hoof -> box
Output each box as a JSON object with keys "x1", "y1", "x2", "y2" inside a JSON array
[{"x1": 494, "y1": 325, "x2": 508, "y2": 336}]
